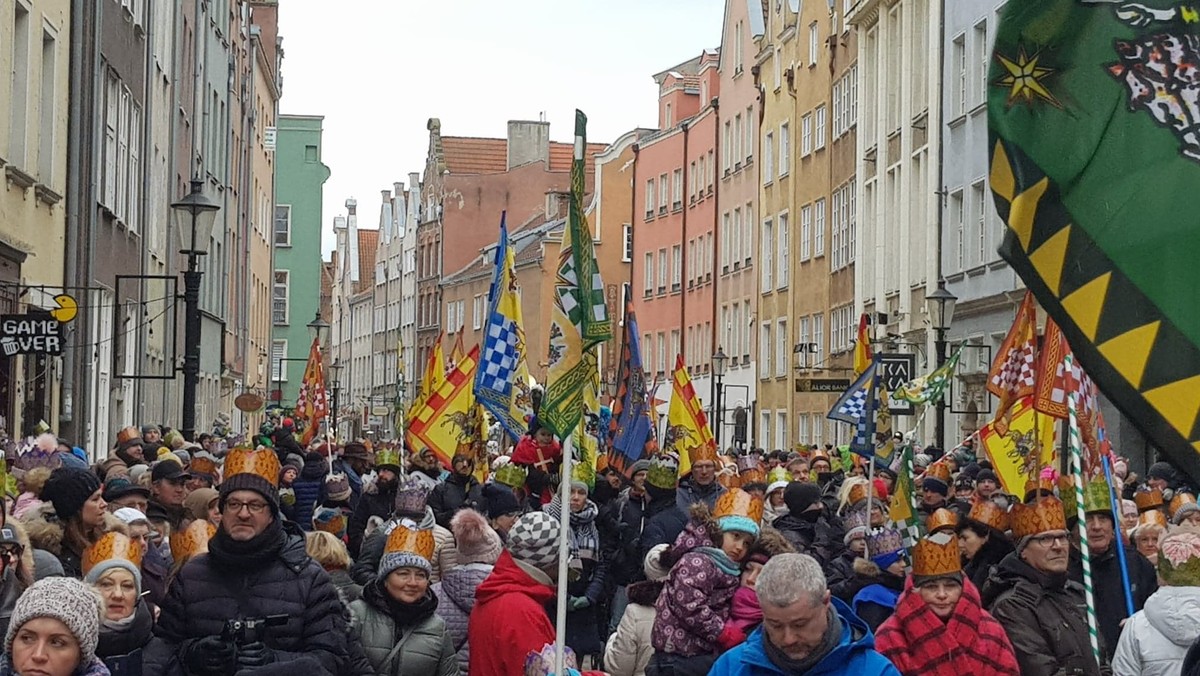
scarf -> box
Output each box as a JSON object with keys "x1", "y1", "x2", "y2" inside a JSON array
[
  {"x1": 543, "y1": 498, "x2": 600, "y2": 563},
  {"x1": 729, "y1": 586, "x2": 763, "y2": 633},
  {"x1": 207, "y1": 518, "x2": 286, "y2": 571},
  {"x1": 364, "y1": 578, "x2": 440, "y2": 629},
  {"x1": 694, "y1": 546, "x2": 742, "y2": 576},
  {"x1": 97, "y1": 600, "x2": 155, "y2": 658},
  {"x1": 764, "y1": 606, "x2": 841, "y2": 673}
]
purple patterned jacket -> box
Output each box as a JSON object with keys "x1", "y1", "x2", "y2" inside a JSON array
[{"x1": 650, "y1": 517, "x2": 740, "y2": 657}]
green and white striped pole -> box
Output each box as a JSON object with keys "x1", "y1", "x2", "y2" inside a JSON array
[{"x1": 1065, "y1": 353, "x2": 1102, "y2": 665}]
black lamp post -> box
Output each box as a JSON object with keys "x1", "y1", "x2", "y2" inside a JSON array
[
  {"x1": 308, "y1": 311, "x2": 330, "y2": 350},
  {"x1": 925, "y1": 281, "x2": 958, "y2": 450},
  {"x1": 712, "y1": 347, "x2": 728, "y2": 449},
  {"x1": 171, "y1": 179, "x2": 220, "y2": 442},
  {"x1": 330, "y1": 359, "x2": 342, "y2": 440}
]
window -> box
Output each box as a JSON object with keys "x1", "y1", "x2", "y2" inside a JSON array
[
  {"x1": 801, "y1": 114, "x2": 812, "y2": 156},
  {"x1": 657, "y1": 248, "x2": 668, "y2": 293},
  {"x1": 777, "y1": 212, "x2": 789, "y2": 287},
  {"x1": 777, "y1": 412, "x2": 788, "y2": 450},
  {"x1": 665, "y1": 102, "x2": 673, "y2": 128},
  {"x1": 102, "y1": 69, "x2": 118, "y2": 210},
  {"x1": 846, "y1": 180, "x2": 856, "y2": 265},
  {"x1": 813, "y1": 313, "x2": 824, "y2": 367},
  {"x1": 814, "y1": 106, "x2": 826, "y2": 151},
  {"x1": 697, "y1": 156, "x2": 706, "y2": 195},
  {"x1": 799, "y1": 316, "x2": 811, "y2": 367},
  {"x1": 658, "y1": 174, "x2": 669, "y2": 212},
  {"x1": 735, "y1": 19, "x2": 744, "y2": 71},
  {"x1": 657, "y1": 333, "x2": 667, "y2": 374},
  {"x1": 670, "y1": 330, "x2": 680, "y2": 367},
  {"x1": 688, "y1": 240, "x2": 696, "y2": 285},
  {"x1": 745, "y1": 106, "x2": 754, "y2": 162},
  {"x1": 975, "y1": 20, "x2": 989, "y2": 108},
  {"x1": 473, "y1": 294, "x2": 485, "y2": 330},
  {"x1": 744, "y1": 204, "x2": 754, "y2": 265},
  {"x1": 622, "y1": 223, "x2": 633, "y2": 262},
  {"x1": 9, "y1": 2, "x2": 30, "y2": 166},
  {"x1": 672, "y1": 169, "x2": 683, "y2": 209},
  {"x1": 973, "y1": 181, "x2": 988, "y2": 264},
  {"x1": 723, "y1": 122, "x2": 733, "y2": 172},
  {"x1": 707, "y1": 151, "x2": 715, "y2": 188},
  {"x1": 643, "y1": 252, "x2": 654, "y2": 296},
  {"x1": 272, "y1": 340, "x2": 288, "y2": 382},
  {"x1": 732, "y1": 208, "x2": 742, "y2": 265},
  {"x1": 798, "y1": 415, "x2": 809, "y2": 447},
  {"x1": 811, "y1": 414, "x2": 824, "y2": 448},
  {"x1": 273, "y1": 270, "x2": 289, "y2": 325},
  {"x1": 761, "y1": 411, "x2": 772, "y2": 449},
  {"x1": 760, "y1": 322, "x2": 772, "y2": 379},
  {"x1": 37, "y1": 28, "x2": 57, "y2": 183},
  {"x1": 274, "y1": 205, "x2": 292, "y2": 246},
  {"x1": 671, "y1": 245, "x2": 682, "y2": 291},
  {"x1": 742, "y1": 300, "x2": 751, "y2": 360},
  {"x1": 814, "y1": 199, "x2": 826, "y2": 257},
  {"x1": 776, "y1": 318, "x2": 788, "y2": 377},
  {"x1": 773, "y1": 47, "x2": 782, "y2": 90},
  {"x1": 733, "y1": 114, "x2": 743, "y2": 166},
  {"x1": 721, "y1": 212, "x2": 731, "y2": 270},
  {"x1": 809, "y1": 22, "x2": 820, "y2": 65},
  {"x1": 761, "y1": 218, "x2": 774, "y2": 291},
  {"x1": 644, "y1": 333, "x2": 653, "y2": 372},
  {"x1": 800, "y1": 205, "x2": 812, "y2": 261},
  {"x1": 953, "y1": 34, "x2": 967, "y2": 116},
  {"x1": 689, "y1": 161, "x2": 697, "y2": 201},
  {"x1": 952, "y1": 190, "x2": 965, "y2": 271},
  {"x1": 645, "y1": 179, "x2": 655, "y2": 219},
  {"x1": 779, "y1": 123, "x2": 790, "y2": 176},
  {"x1": 763, "y1": 132, "x2": 774, "y2": 184}
]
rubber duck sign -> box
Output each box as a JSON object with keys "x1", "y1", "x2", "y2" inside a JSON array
[{"x1": 0, "y1": 294, "x2": 77, "y2": 356}]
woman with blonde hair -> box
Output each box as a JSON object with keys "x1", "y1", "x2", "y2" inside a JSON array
[{"x1": 305, "y1": 530, "x2": 362, "y2": 604}]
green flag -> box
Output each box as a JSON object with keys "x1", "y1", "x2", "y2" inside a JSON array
[
  {"x1": 989, "y1": 1, "x2": 1200, "y2": 480},
  {"x1": 893, "y1": 343, "x2": 964, "y2": 405},
  {"x1": 540, "y1": 110, "x2": 612, "y2": 439}
]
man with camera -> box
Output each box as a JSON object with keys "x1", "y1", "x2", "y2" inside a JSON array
[{"x1": 144, "y1": 446, "x2": 349, "y2": 675}]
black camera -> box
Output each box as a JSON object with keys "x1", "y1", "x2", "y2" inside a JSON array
[{"x1": 221, "y1": 615, "x2": 287, "y2": 645}]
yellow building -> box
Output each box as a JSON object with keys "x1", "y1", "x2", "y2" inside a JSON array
[{"x1": 0, "y1": 0, "x2": 70, "y2": 435}]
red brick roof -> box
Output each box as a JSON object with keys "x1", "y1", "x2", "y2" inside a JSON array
[
  {"x1": 441, "y1": 136, "x2": 608, "y2": 175},
  {"x1": 356, "y1": 229, "x2": 378, "y2": 292}
]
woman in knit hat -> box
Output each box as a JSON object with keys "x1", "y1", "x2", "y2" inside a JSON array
[
  {"x1": 874, "y1": 532, "x2": 1019, "y2": 675},
  {"x1": 3, "y1": 576, "x2": 109, "y2": 676},
  {"x1": 543, "y1": 481, "x2": 606, "y2": 661},
  {"x1": 346, "y1": 522, "x2": 457, "y2": 676},
  {"x1": 21, "y1": 467, "x2": 107, "y2": 579},
  {"x1": 311, "y1": 473, "x2": 354, "y2": 540},
  {"x1": 604, "y1": 544, "x2": 671, "y2": 676},
  {"x1": 1113, "y1": 526, "x2": 1200, "y2": 676},
  {"x1": 83, "y1": 532, "x2": 154, "y2": 674},
  {"x1": 432, "y1": 508, "x2": 503, "y2": 674},
  {"x1": 304, "y1": 531, "x2": 361, "y2": 605},
  {"x1": 849, "y1": 526, "x2": 909, "y2": 631}
]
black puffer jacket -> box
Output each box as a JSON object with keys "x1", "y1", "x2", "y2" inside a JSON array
[
  {"x1": 962, "y1": 530, "x2": 1014, "y2": 593},
  {"x1": 1070, "y1": 542, "x2": 1158, "y2": 661},
  {"x1": 142, "y1": 521, "x2": 348, "y2": 676},
  {"x1": 347, "y1": 481, "x2": 396, "y2": 558},
  {"x1": 600, "y1": 488, "x2": 652, "y2": 587},
  {"x1": 427, "y1": 473, "x2": 482, "y2": 530},
  {"x1": 771, "y1": 511, "x2": 844, "y2": 568}
]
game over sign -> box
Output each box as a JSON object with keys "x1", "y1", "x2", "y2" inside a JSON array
[{"x1": 0, "y1": 314, "x2": 64, "y2": 356}]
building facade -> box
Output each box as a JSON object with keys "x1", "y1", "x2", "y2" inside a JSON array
[{"x1": 272, "y1": 114, "x2": 330, "y2": 408}]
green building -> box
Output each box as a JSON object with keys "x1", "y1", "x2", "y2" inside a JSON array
[{"x1": 271, "y1": 115, "x2": 331, "y2": 407}]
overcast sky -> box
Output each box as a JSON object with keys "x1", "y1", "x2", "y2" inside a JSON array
[{"x1": 277, "y1": 1, "x2": 726, "y2": 254}]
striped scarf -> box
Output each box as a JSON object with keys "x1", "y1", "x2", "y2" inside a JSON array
[{"x1": 543, "y1": 497, "x2": 599, "y2": 563}]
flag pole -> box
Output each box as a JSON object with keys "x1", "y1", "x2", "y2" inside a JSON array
[
  {"x1": 1066, "y1": 355, "x2": 1103, "y2": 666},
  {"x1": 1102, "y1": 454, "x2": 1136, "y2": 617},
  {"x1": 555, "y1": 431, "x2": 574, "y2": 674}
]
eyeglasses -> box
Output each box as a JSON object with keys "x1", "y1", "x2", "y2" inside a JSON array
[
  {"x1": 1028, "y1": 533, "x2": 1069, "y2": 546},
  {"x1": 224, "y1": 500, "x2": 270, "y2": 515}
]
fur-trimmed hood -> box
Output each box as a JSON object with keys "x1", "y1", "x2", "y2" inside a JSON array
[
  {"x1": 3, "y1": 518, "x2": 35, "y2": 587},
  {"x1": 19, "y1": 503, "x2": 127, "y2": 557}
]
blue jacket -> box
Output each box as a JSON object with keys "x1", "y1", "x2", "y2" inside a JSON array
[{"x1": 708, "y1": 597, "x2": 899, "y2": 676}]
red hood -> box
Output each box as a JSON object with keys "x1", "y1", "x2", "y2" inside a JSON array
[
  {"x1": 511, "y1": 436, "x2": 562, "y2": 466},
  {"x1": 475, "y1": 550, "x2": 555, "y2": 606}
]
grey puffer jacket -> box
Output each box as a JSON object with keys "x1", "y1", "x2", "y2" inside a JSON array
[
  {"x1": 432, "y1": 562, "x2": 493, "y2": 674},
  {"x1": 348, "y1": 586, "x2": 457, "y2": 676},
  {"x1": 351, "y1": 508, "x2": 458, "y2": 585},
  {"x1": 1112, "y1": 585, "x2": 1200, "y2": 676}
]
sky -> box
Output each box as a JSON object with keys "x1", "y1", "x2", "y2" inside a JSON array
[{"x1": 277, "y1": 0, "x2": 727, "y2": 254}]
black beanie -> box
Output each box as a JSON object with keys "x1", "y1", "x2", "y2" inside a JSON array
[
  {"x1": 483, "y1": 483, "x2": 521, "y2": 520},
  {"x1": 1149, "y1": 462, "x2": 1177, "y2": 482},
  {"x1": 783, "y1": 481, "x2": 823, "y2": 514},
  {"x1": 219, "y1": 473, "x2": 280, "y2": 515},
  {"x1": 976, "y1": 469, "x2": 998, "y2": 485},
  {"x1": 42, "y1": 467, "x2": 102, "y2": 521}
]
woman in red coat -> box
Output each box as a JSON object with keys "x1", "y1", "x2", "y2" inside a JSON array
[{"x1": 874, "y1": 532, "x2": 1019, "y2": 676}]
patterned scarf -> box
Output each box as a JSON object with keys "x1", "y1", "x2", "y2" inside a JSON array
[{"x1": 543, "y1": 497, "x2": 599, "y2": 564}]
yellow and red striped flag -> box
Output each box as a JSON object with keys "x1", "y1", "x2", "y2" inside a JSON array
[
  {"x1": 854, "y1": 313, "x2": 873, "y2": 376},
  {"x1": 665, "y1": 354, "x2": 716, "y2": 477},
  {"x1": 294, "y1": 338, "x2": 329, "y2": 446},
  {"x1": 407, "y1": 345, "x2": 480, "y2": 470}
]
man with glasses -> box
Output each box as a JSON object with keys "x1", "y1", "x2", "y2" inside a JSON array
[
  {"x1": 982, "y1": 495, "x2": 1102, "y2": 675},
  {"x1": 144, "y1": 446, "x2": 349, "y2": 675}
]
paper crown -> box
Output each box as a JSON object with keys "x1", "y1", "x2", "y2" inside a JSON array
[
  {"x1": 687, "y1": 441, "x2": 719, "y2": 467},
  {"x1": 766, "y1": 467, "x2": 792, "y2": 485},
  {"x1": 717, "y1": 469, "x2": 742, "y2": 490},
  {"x1": 924, "y1": 461, "x2": 952, "y2": 487},
  {"x1": 868, "y1": 527, "x2": 905, "y2": 558},
  {"x1": 714, "y1": 488, "x2": 764, "y2": 524},
  {"x1": 376, "y1": 448, "x2": 402, "y2": 470},
  {"x1": 170, "y1": 519, "x2": 216, "y2": 562},
  {"x1": 494, "y1": 463, "x2": 529, "y2": 489},
  {"x1": 115, "y1": 426, "x2": 141, "y2": 446},
  {"x1": 1011, "y1": 496, "x2": 1068, "y2": 539},
  {"x1": 739, "y1": 467, "x2": 766, "y2": 485},
  {"x1": 1059, "y1": 475, "x2": 1078, "y2": 519},
  {"x1": 809, "y1": 450, "x2": 831, "y2": 465},
  {"x1": 967, "y1": 499, "x2": 1010, "y2": 533},
  {"x1": 1158, "y1": 530, "x2": 1200, "y2": 587},
  {"x1": 912, "y1": 532, "x2": 963, "y2": 580},
  {"x1": 189, "y1": 454, "x2": 219, "y2": 479},
  {"x1": 646, "y1": 454, "x2": 679, "y2": 490},
  {"x1": 1170, "y1": 493, "x2": 1199, "y2": 518},
  {"x1": 1083, "y1": 477, "x2": 1113, "y2": 515},
  {"x1": 1138, "y1": 509, "x2": 1169, "y2": 529},
  {"x1": 523, "y1": 643, "x2": 579, "y2": 676},
  {"x1": 82, "y1": 532, "x2": 143, "y2": 578},
  {"x1": 223, "y1": 447, "x2": 281, "y2": 489},
  {"x1": 384, "y1": 523, "x2": 435, "y2": 562},
  {"x1": 394, "y1": 478, "x2": 432, "y2": 516},
  {"x1": 313, "y1": 510, "x2": 348, "y2": 537},
  {"x1": 1024, "y1": 476, "x2": 1057, "y2": 501},
  {"x1": 1135, "y1": 488, "x2": 1165, "y2": 513},
  {"x1": 848, "y1": 480, "x2": 884, "y2": 507},
  {"x1": 736, "y1": 455, "x2": 760, "y2": 473},
  {"x1": 925, "y1": 508, "x2": 959, "y2": 534}
]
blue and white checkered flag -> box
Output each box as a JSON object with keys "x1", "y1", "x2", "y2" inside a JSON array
[{"x1": 827, "y1": 360, "x2": 879, "y2": 457}]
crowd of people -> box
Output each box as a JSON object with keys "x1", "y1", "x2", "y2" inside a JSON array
[{"x1": 1, "y1": 418, "x2": 1200, "y2": 675}]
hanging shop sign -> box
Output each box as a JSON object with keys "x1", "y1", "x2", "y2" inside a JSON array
[{"x1": 0, "y1": 314, "x2": 64, "y2": 356}]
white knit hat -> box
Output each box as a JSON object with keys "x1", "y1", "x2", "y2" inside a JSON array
[
  {"x1": 643, "y1": 544, "x2": 671, "y2": 582},
  {"x1": 6, "y1": 577, "x2": 103, "y2": 664}
]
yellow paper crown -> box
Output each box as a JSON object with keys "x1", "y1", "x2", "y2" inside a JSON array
[
  {"x1": 925, "y1": 508, "x2": 959, "y2": 534},
  {"x1": 224, "y1": 447, "x2": 282, "y2": 489},
  {"x1": 713, "y1": 488, "x2": 764, "y2": 524},
  {"x1": 82, "y1": 532, "x2": 143, "y2": 578},
  {"x1": 687, "y1": 441, "x2": 719, "y2": 467},
  {"x1": 967, "y1": 500, "x2": 1010, "y2": 533},
  {"x1": 912, "y1": 532, "x2": 963, "y2": 579},
  {"x1": 848, "y1": 481, "x2": 883, "y2": 507},
  {"x1": 924, "y1": 461, "x2": 952, "y2": 486},
  {"x1": 1138, "y1": 510, "x2": 1169, "y2": 529},
  {"x1": 1171, "y1": 493, "x2": 1199, "y2": 518},
  {"x1": 1135, "y1": 488, "x2": 1165, "y2": 513},
  {"x1": 170, "y1": 520, "x2": 216, "y2": 562},
  {"x1": 1011, "y1": 496, "x2": 1067, "y2": 539},
  {"x1": 384, "y1": 523, "x2": 435, "y2": 561},
  {"x1": 190, "y1": 455, "x2": 219, "y2": 478}
]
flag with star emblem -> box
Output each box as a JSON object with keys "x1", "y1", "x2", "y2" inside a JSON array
[
  {"x1": 991, "y1": 1, "x2": 1200, "y2": 481},
  {"x1": 894, "y1": 343, "x2": 965, "y2": 405}
]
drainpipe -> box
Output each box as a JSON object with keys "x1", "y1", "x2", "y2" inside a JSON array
[
  {"x1": 710, "y1": 97, "x2": 721, "y2": 447},
  {"x1": 61, "y1": 0, "x2": 90, "y2": 440},
  {"x1": 680, "y1": 121, "x2": 690, "y2": 364}
]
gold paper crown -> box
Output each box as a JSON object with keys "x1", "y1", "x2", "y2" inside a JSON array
[
  {"x1": 848, "y1": 481, "x2": 883, "y2": 507},
  {"x1": 376, "y1": 448, "x2": 402, "y2": 469},
  {"x1": 739, "y1": 468, "x2": 766, "y2": 485},
  {"x1": 1138, "y1": 509, "x2": 1169, "y2": 529},
  {"x1": 713, "y1": 488, "x2": 764, "y2": 524},
  {"x1": 384, "y1": 523, "x2": 435, "y2": 562},
  {"x1": 766, "y1": 467, "x2": 791, "y2": 485},
  {"x1": 314, "y1": 512, "x2": 348, "y2": 536},
  {"x1": 912, "y1": 532, "x2": 963, "y2": 579},
  {"x1": 925, "y1": 508, "x2": 959, "y2": 534},
  {"x1": 1083, "y1": 477, "x2": 1113, "y2": 515},
  {"x1": 1011, "y1": 496, "x2": 1067, "y2": 539},
  {"x1": 1024, "y1": 476, "x2": 1056, "y2": 500},
  {"x1": 717, "y1": 470, "x2": 742, "y2": 490},
  {"x1": 115, "y1": 426, "x2": 140, "y2": 446},
  {"x1": 224, "y1": 447, "x2": 282, "y2": 489},
  {"x1": 687, "y1": 441, "x2": 719, "y2": 467},
  {"x1": 170, "y1": 520, "x2": 216, "y2": 562},
  {"x1": 968, "y1": 500, "x2": 1010, "y2": 533},
  {"x1": 82, "y1": 532, "x2": 143, "y2": 578},
  {"x1": 1170, "y1": 492, "x2": 1199, "y2": 518},
  {"x1": 924, "y1": 461, "x2": 952, "y2": 486},
  {"x1": 190, "y1": 455, "x2": 219, "y2": 478},
  {"x1": 809, "y1": 451, "x2": 831, "y2": 465},
  {"x1": 1135, "y1": 488, "x2": 1165, "y2": 513}
]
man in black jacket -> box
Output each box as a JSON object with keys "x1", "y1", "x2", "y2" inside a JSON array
[
  {"x1": 143, "y1": 448, "x2": 348, "y2": 676},
  {"x1": 428, "y1": 452, "x2": 482, "y2": 529},
  {"x1": 346, "y1": 454, "x2": 402, "y2": 558},
  {"x1": 599, "y1": 459, "x2": 652, "y2": 632},
  {"x1": 771, "y1": 481, "x2": 844, "y2": 568}
]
